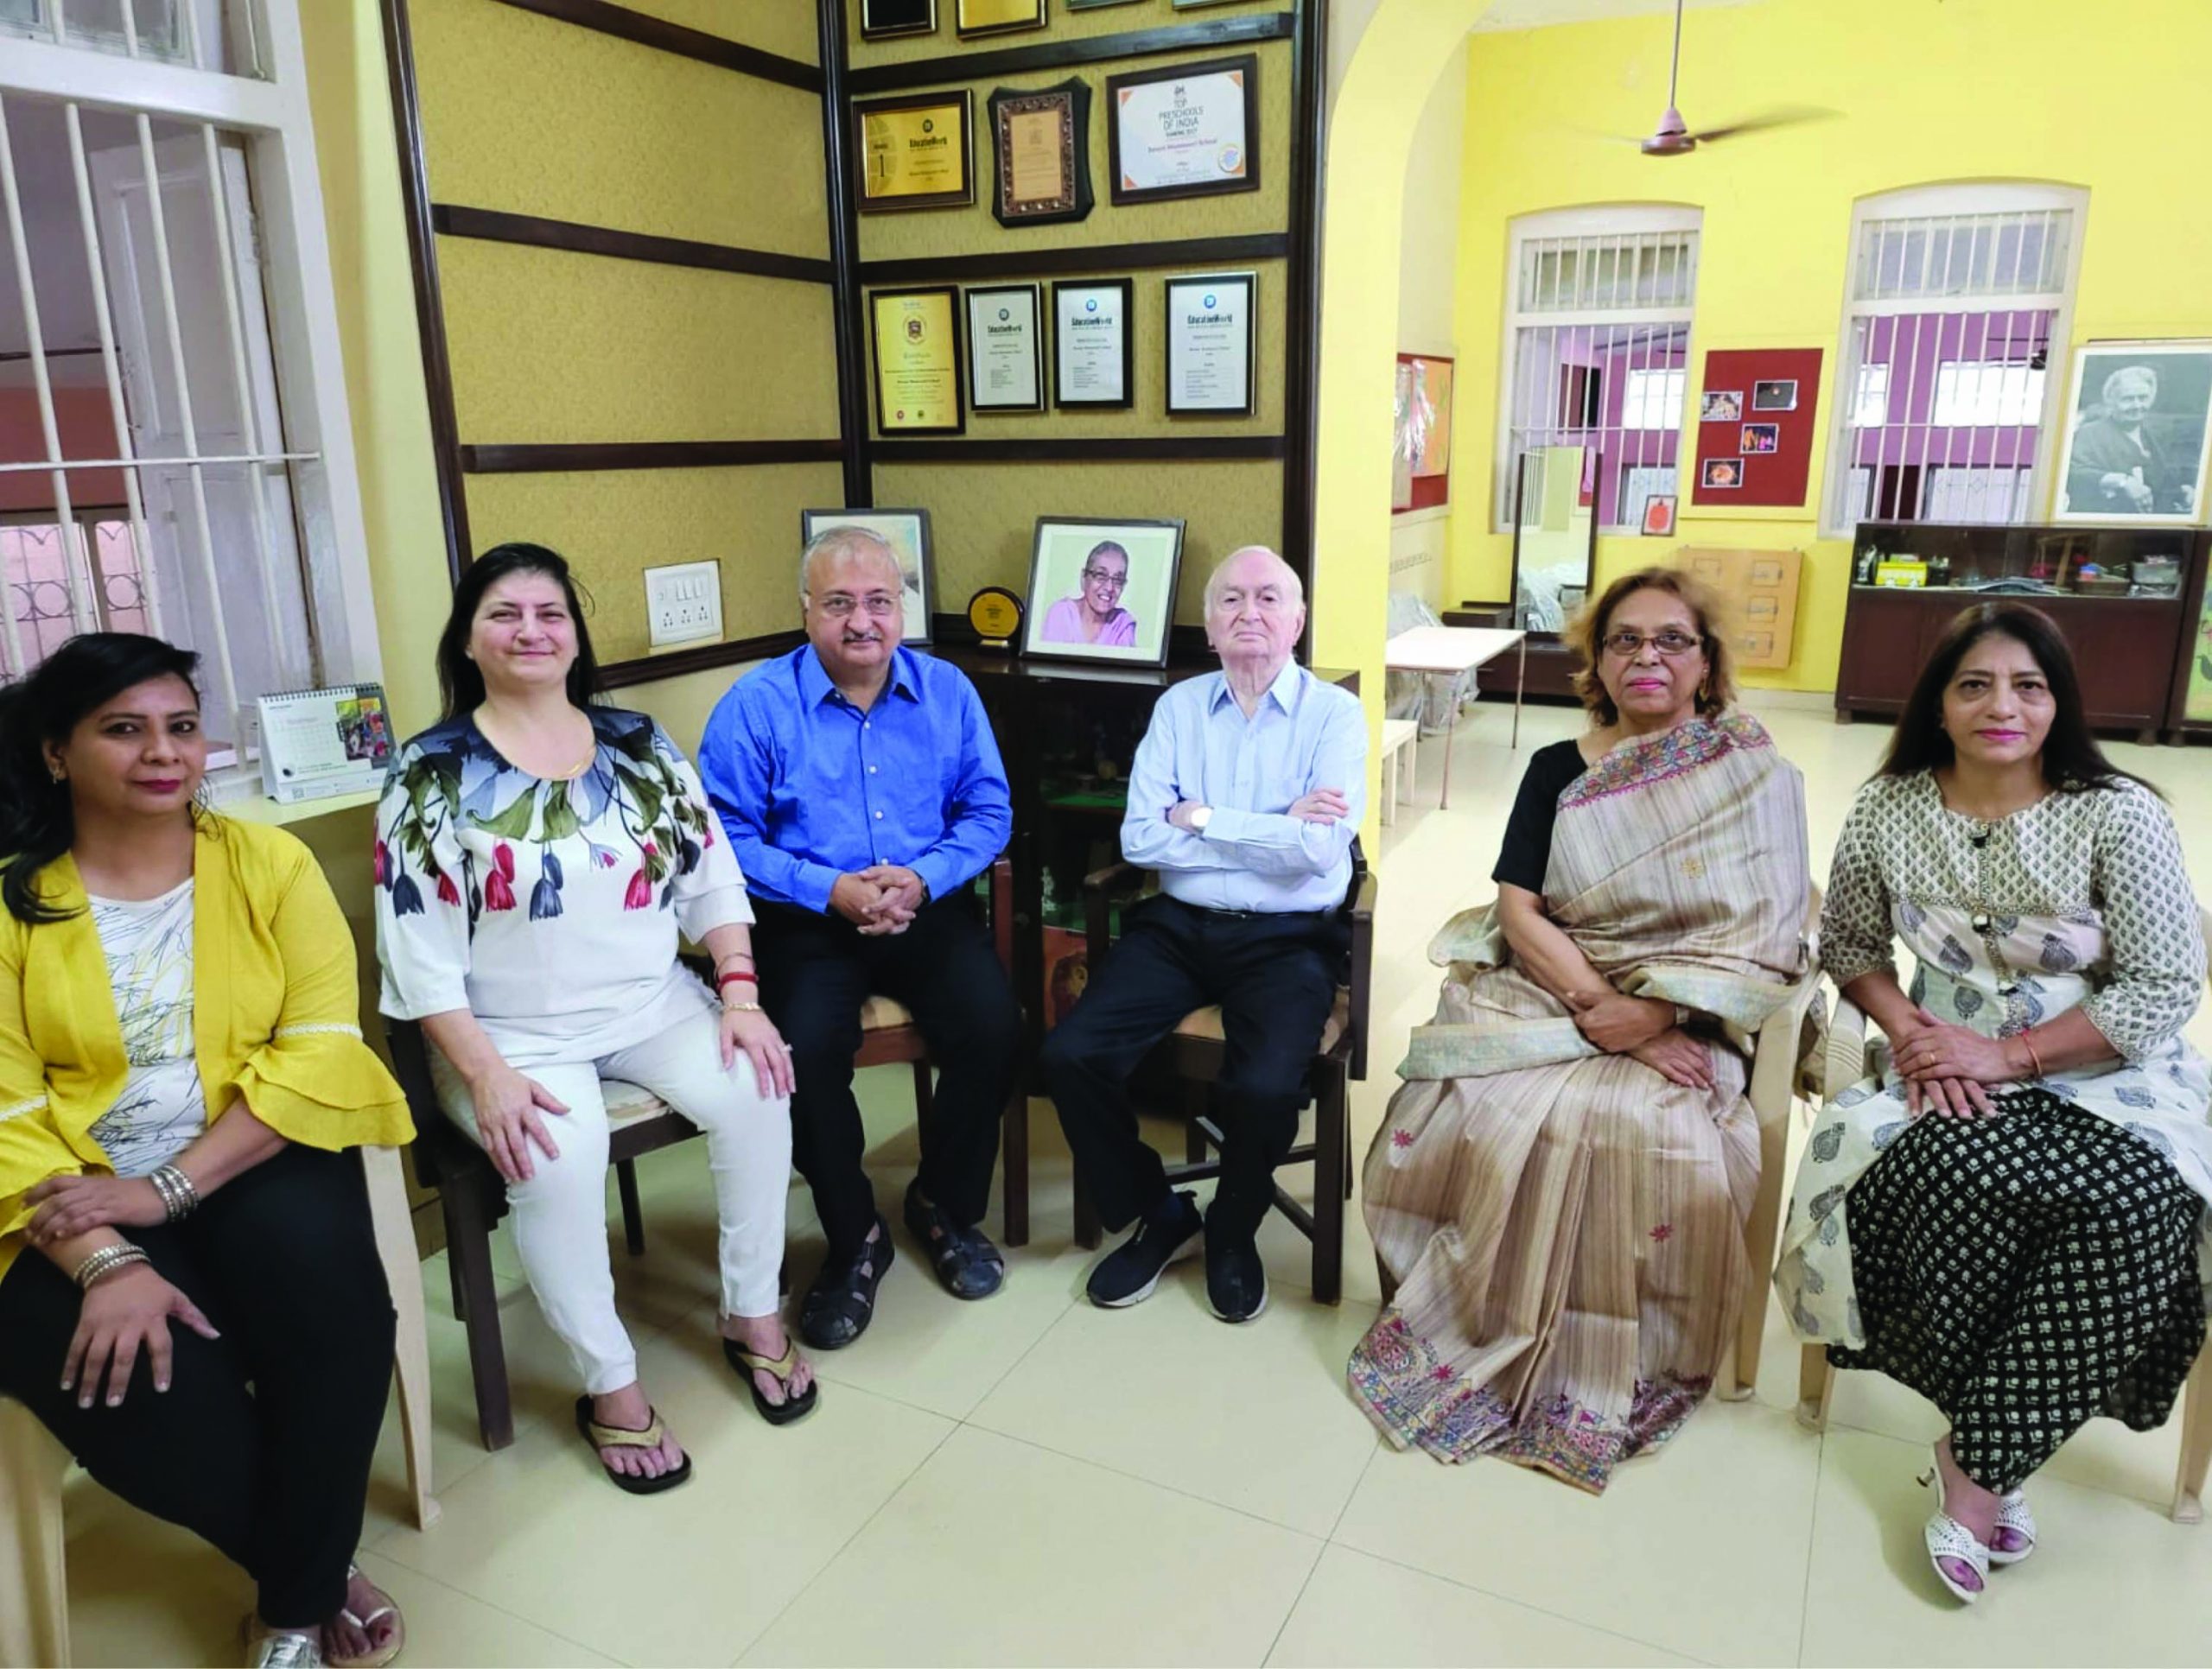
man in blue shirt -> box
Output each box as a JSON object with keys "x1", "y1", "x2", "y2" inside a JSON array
[
  {"x1": 1041, "y1": 546, "x2": 1367, "y2": 1323},
  {"x1": 700, "y1": 528, "x2": 1020, "y2": 1349}
]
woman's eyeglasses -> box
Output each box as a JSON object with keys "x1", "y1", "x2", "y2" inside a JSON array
[
  {"x1": 1601, "y1": 628, "x2": 1702, "y2": 657},
  {"x1": 1081, "y1": 568, "x2": 1128, "y2": 591}
]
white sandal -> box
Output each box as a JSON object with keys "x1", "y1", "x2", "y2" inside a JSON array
[
  {"x1": 327, "y1": 1564, "x2": 404, "y2": 1668},
  {"x1": 1988, "y1": 1489, "x2": 2037, "y2": 1567},
  {"x1": 1918, "y1": 1446, "x2": 1991, "y2": 1604}
]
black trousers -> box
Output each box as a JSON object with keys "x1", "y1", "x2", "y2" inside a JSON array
[
  {"x1": 1041, "y1": 895, "x2": 1346, "y2": 1241},
  {"x1": 753, "y1": 892, "x2": 1022, "y2": 1257},
  {"x1": 0, "y1": 1144, "x2": 394, "y2": 1628}
]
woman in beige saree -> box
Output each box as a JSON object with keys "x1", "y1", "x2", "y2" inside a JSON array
[{"x1": 1350, "y1": 569, "x2": 1810, "y2": 1492}]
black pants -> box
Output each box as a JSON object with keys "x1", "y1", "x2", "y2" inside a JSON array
[
  {"x1": 753, "y1": 892, "x2": 1022, "y2": 1258},
  {"x1": 1041, "y1": 896, "x2": 1346, "y2": 1241},
  {"x1": 0, "y1": 1144, "x2": 395, "y2": 1628}
]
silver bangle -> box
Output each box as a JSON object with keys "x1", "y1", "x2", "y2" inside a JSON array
[
  {"x1": 149, "y1": 1164, "x2": 200, "y2": 1222},
  {"x1": 73, "y1": 1244, "x2": 150, "y2": 1290}
]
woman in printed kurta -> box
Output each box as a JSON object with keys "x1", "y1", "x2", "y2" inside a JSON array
[
  {"x1": 0, "y1": 634, "x2": 412, "y2": 1669},
  {"x1": 1776, "y1": 602, "x2": 2209, "y2": 1605},
  {"x1": 375, "y1": 545, "x2": 814, "y2": 1495},
  {"x1": 1351, "y1": 570, "x2": 1811, "y2": 1491}
]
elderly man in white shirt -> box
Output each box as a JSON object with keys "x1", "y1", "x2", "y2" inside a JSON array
[{"x1": 1040, "y1": 546, "x2": 1366, "y2": 1322}]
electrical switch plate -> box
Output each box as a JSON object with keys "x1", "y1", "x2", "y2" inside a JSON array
[{"x1": 645, "y1": 561, "x2": 723, "y2": 650}]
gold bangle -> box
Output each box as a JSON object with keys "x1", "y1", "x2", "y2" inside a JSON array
[{"x1": 722, "y1": 1000, "x2": 763, "y2": 1014}]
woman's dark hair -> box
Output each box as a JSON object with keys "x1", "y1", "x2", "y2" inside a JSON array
[
  {"x1": 0, "y1": 633, "x2": 202, "y2": 924},
  {"x1": 1879, "y1": 602, "x2": 2147, "y2": 792},
  {"x1": 435, "y1": 543, "x2": 601, "y2": 719}
]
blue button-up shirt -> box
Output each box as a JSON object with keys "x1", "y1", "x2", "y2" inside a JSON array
[
  {"x1": 699, "y1": 644, "x2": 1012, "y2": 913},
  {"x1": 1122, "y1": 660, "x2": 1366, "y2": 914}
]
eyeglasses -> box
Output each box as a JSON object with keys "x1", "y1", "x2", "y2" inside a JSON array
[
  {"x1": 1600, "y1": 627, "x2": 1703, "y2": 657},
  {"x1": 1080, "y1": 568, "x2": 1127, "y2": 589},
  {"x1": 811, "y1": 593, "x2": 901, "y2": 619}
]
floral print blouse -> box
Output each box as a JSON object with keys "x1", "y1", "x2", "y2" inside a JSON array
[{"x1": 374, "y1": 707, "x2": 751, "y2": 1069}]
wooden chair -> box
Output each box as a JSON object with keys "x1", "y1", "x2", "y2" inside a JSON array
[
  {"x1": 1069, "y1": 844, "x2": 1376, "y2": 1304},
  {"x1": 1794, "y1": 907, "x2": 2212, "y2": 1525},
  {"x1": 394, "y1": 858, "x2": 1027, "y2": 1451},
  {"x1": 0, "y1": 1146, "x2": 438, "y2": 1669}
]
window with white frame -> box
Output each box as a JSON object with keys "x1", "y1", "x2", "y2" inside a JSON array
[
  {"x1": 1824, "y1": 183, "x2": 2085, "y2": 536},
  {"x1": 0, "y1": 0, "x2": 379, "y2": 780},
  {"x1": 1497, "y1": 206, "x2": 1700, "y2": 534}
]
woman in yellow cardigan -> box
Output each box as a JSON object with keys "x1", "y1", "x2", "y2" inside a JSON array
[{"x1": 0, "y1": 634, "x2": 415, "y2": 1669}]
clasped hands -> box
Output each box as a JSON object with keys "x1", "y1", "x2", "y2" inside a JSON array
[
  {"x1": 830, "y1": 864, "x2": 927, "y2": 936},
  {"x1": 1567, "y1": 989, "x2": 1714, "y2": 1090},
  {"x1": 1885, "y1": 1005, "x2": 2024, "y2": 1119}
]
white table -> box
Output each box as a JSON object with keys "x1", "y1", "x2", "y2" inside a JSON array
[{"x1": 1382, "y1": 625, "x2": 1527, "y2": 809}]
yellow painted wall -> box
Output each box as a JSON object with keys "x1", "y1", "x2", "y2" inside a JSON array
[{"x1": 1446, "y1": 0, "x2": 2212, "y2": 691}]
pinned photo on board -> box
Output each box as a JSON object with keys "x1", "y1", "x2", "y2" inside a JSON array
[
  {"x1": 1700, "y1": 390, "x2": 1743, "y2": 422},
  {"x1": 1701, "y1": 457, "x2": 1745, "y2": 490},
  {"x1": 1751, "y1": 379, "x2": 1798, "y2": 412},
  {"x1": 1740, "y1": 422, "x2": 1780, "y2": 454},
  {"x1": 1640, "y1": 493, "x2": 1678, "y2": 536},
  {"x1": 1020, "y1": 517, "x2": 1185, "y2": 668}
]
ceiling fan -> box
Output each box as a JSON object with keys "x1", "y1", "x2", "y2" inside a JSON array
[{"x1": 1626, "y1": 0, "x2": 1831, "y2": 155}]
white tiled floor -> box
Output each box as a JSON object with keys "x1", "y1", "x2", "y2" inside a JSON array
[{"x1": 58, "y1": 696, "x2": 2212, "y2": 1666}]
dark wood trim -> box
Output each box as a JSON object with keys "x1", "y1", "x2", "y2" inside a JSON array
[
  {"x1": 431, "y1": 205, "x2": 834, "y2": 285},
  {"x1": 380, "y1": 0, "x2": 471, "y2": 584},
  {"x1": 461, "y1": 440, "x2": 845, "y2": 473},
  {"x1": 1281, "y1": 0, "x2": 1325, "y2": 621},
  {"x1": 491, "y1": 0, "x2": 823, "y2": 91},
  {"x1": 0, "y1": 346, "x2": 102, "y2": 362},
  {"x1": 858, "y1": 232, "x2": 1287, "y2": 287},
  {"x1": 869, "y1": 435, "x2": 1284, "y2": 463},
  {"x1": 597, "y1": 630, "x2": 805, "y2": 690},
  {"x1": 846, "y1": 10, "x2": 1293, "y2": 92},
  {"x1": 819, "y1": 0, "x2": 874, "y2": 505}
]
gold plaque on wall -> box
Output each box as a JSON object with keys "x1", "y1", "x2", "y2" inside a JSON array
[
  {"x1": 869, "y1": 287, "x2": 965, "y2": 435},
  {"x1": 854, "y1": 91, "x2": 976, "y2": 214},
  {"x1": 957, "y1": 0, "x2": 1047, "y2": 37}
]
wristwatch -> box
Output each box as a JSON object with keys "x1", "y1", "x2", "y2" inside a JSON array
[{"x1": 1189, "y1": 805, "x2": 1213, "y2": 833}]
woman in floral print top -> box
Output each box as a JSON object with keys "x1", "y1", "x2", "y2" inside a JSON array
[{"x1": 375, "y1": 546, "x2": 816, "y2": 1494}]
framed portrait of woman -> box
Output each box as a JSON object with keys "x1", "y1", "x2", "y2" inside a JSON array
[{"x1": 1019, "y1": 517, "x2": 1185, "y2": 667}]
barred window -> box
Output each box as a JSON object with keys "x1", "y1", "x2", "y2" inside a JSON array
[{"x1": 1497, "y1": 207, "x2": 1700, "y2": 535}]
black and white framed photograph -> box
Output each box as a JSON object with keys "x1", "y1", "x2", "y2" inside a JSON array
[
  {"x1": 965, "y1": 283, "x2": 1045, "y2": 413},
  {"x1": 1020, "y1": 517, "x2": 1185, "y2": 667},
  {"x1": 1751, "y1": 378, "x2": 1797, "y2": 412},
  {"x1": 800, "y1": 508, "x2": 938, "y2": 647},
  {"x1": 1052, "y1": 278, "x2": 1133, "y2": 408},
  {"x1": 1163, "y1": 270, "x2": 1256, "y2": 417},
  {"x1": 2055, "y1": 340, "x2": 2212, "y2": 524},
  {"x1": 1105, "y1": 54, "x2": 1259, "y2": 206},
  {"x1": 859, "y1": 0, "x2": 938, "y2": 38}
]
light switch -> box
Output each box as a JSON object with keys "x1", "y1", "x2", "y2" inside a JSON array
[{"x1": 645, "y1": 561, "x2": 723, "y2": 650}]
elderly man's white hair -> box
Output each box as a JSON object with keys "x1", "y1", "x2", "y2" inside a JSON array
[
  {"x1": 799, "y1": 524, "x2": 907, "y2": 602},
  {"x1": 1203, "y1": 544, "x2": 1304, "y2": 612},
  {"x1": 2101, "y1": 364, "x2": 2158, "y2": 405}
]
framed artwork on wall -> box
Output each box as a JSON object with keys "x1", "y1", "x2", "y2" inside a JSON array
[
  {"x1": 1392, "y1": 352, "x2": 1454, "y2": 513},
  {"x1": 1106, "y1": 54, "x2": 1259, "y2": 205},
  {"x1": 800, "y1": 508, "x2": 938, "y2": 647},
  {"x1": 1020, "y1": 517, "x2": 1185, "y2": 667},
  {"x1": 2053, "y1": 340, "x2": 2212, "y2": 525}
]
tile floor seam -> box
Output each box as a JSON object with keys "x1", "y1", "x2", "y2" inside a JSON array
[
  {"x1": 359, "y1": 1548, "x2": 631, "y2": 1668},
  {"x1": 1257, "y1": 1532, "x2": 1333, "y2": 1666},
  {"x1": 1260, "y1": 1444, "x2": 1377, "y2": 1666},
  {"x1": 1794, "y1": 1425, "x2": 1826, "y2": 1667}
]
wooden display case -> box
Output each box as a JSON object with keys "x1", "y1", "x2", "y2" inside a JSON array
[{"x1": 1834, "y1": 522, "x2": 2211, "y2": 740}]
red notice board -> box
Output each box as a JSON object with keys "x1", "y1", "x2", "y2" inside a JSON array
[{"x1": 1692, "y1": 348, "x2": 1823, "y2": 508}]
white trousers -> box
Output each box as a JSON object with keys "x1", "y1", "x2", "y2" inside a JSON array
[{"x1": 432, "y1": 1007, "x2": 791, "y2": 1395}]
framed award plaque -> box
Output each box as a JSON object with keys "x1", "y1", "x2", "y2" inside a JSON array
[
  {"x1": 965, "y1": 283, "x2": 1046, "y2": 414},
  {"x1": 1106, "y1": 54, "x2": 1259, "y2": 206},
  {"x1": 1163, "y1": 270, "x2": 1257, "y2": 417},
  {"x1": 859, "y1": 0, "x2": 937, "y2": 37},
  {"x1": 986, "y1": 79, "x2": 1093, "y2": 227},
  {"x1": 1051, "y1": 278, "x2": 1133, "y2": 409},
  {"x1": 957, "y1": 0, "x2": 1046, "y2": 37},
  {"x1": 869, "y1": 287, "x2": 966, "y2": 435},
  {"x1": 854, "y1": 91, "x2": 976, "y2": 214}
]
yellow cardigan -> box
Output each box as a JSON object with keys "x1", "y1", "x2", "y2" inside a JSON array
[{"x1": 0, "y1": 815, "x2": 413, "y2": 1280}]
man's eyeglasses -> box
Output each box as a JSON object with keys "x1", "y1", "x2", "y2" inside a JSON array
[
  {"x1": 812, "y1": 593, "x2": 901, "y2": 619},
  {"x1": 1080, "y1": 568, "x2": 1127, "y2": 590},
  {"x1": 1600, "y1": 627, "x2": 1702, "y2": 657}
]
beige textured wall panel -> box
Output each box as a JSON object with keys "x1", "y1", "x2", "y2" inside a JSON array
[
  {"x1": 844, "y1": 0, "x2": 1278, "y2": 69},
  {"x1": 626, "y1": 0, "x2": 821, "y2": 63},
  {"x1": 413, "y1": 0, "x2": 826, "y2": 256},
  {"x1": 440, "y1": 238, "x2": 839, "y2": 444},
  {"x1": 870, "y1": 259, "x2": 1285, "y2": 438},
  {"x1": 871, "y1": 459, "x2": 1281, "y2": 625},
  {"x1": 465, "y1": 463, "x2": 844, "y2": 663},
  {"x1": 853, "y1": 41, "x2": 1292, "y2": 261}
]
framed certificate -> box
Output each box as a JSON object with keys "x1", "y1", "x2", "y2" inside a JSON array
[
  {"x1": 966, "y1": 283, "x2": 1045, "y2": 413},
  {"x1": 854, "y1": 91, "x2": 975, "y2": 214},
  {"x1": 957, "y1": 0, "x2": 1046, "y2": 37},
  {"x1": 1164, "y1": 270, "x2": 1256, "y2": 416},
  {"x1": 869, "y1": 288, "x2": 965, "y2": 434},
  {"x1": 1051, "y1": 279, "x2": 1132, "y2": 409},
  {"x1": 987, "y1": 79, "x2": 1093, "y2": 227},
  {"x1": 859, "y1": 0, "x2": 937, "y2": 37},
  {"x1": 1106, "y1": 54, "x2": 1258, "y2": 206}
]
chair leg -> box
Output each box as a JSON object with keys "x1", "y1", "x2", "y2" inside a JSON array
[
  {"x1": 1796, "y1": 1342, "x2": 1834, "y2": 1433},
  {"x1": 444, "y1": 1185, "x2": 515, "y2": 1452},
  {"x1": 2174, "y1": 1339, "x2": 2212, "y2": 1523},
  {"x1": 1726, "y1": 1100, "x2": 1793, "y2": 1403},
  {"x1": 448, "y1": 1242, "x2": 469, "y2": 1323},
  {"x1": 361, "y1": 1147, "x2": 439, "y2": 1530},
  {"x1": 0, "y1": 1397, "x2": 70, "y2": 1669},
  {"x1": 1000, "y1": 1089, "x2": 1030, "y2": 1247},
  {"x1": 1312, "y1": 1063, "x2": 1347, "y2": 1305},
  {"x1": 615, "y1": 1158, "x2": 645, "y2": 1257}
]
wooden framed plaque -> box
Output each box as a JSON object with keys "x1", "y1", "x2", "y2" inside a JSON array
[
  {"x1": 965, "y1": 282, "x2": 1046, "y2": 414},
  {"x1": 1106, "y1": 54, "x2": 1259, "y2": 206},
  {"x1": 956, "y1": 0, "x2": 1046, "y2": 38},
  {"x1": 853, "y1": 91, "x2": 975, "y2": 214},
  {"x1": 859, "y1": 0, "x2": 938, "y2": 38},
  {"x1": 1051, "y1": 278, "x2": 1133, "y2": 409},
  {"x1": 869, "y1": 287, "x2": 965, "y2": 434},
  {"x1": 1163, "y1": 270, "x2": 1256, "y2": 417},
  {"x1": 987, "y1": 79, "x2": 1094, "y2": 227}
]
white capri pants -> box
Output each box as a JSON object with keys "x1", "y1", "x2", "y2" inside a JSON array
[{"x1": 432, "y1": 1006, "x2": 791, "y2": 1395}]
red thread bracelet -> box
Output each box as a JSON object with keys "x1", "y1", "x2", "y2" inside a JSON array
[{"x1": 716, "y1": 971, "x2": 757, "y2": 992}]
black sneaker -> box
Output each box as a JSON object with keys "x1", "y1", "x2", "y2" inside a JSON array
[
  {"x1": 1085, "y1": 1190, "x2": 1203, "y2": 1309},
  {"x1": 799, "y1": 1215, "x2": 894, "y2": 1350},
  {"x1": 1205, "y1": 1232, "x2": 1268, "y2": 1323},
  {"x1": 903, "y1": 1180, "x2": 1005, "y2": 1300}
]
